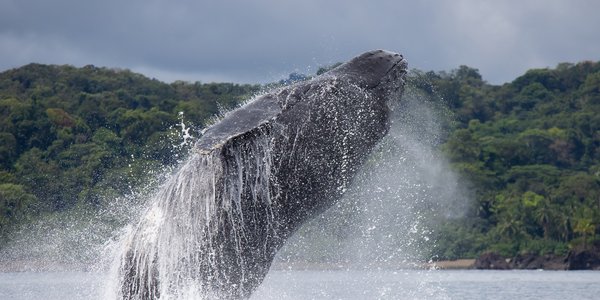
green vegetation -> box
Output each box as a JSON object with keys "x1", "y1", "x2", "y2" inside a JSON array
[
  {"x1": 0, "y1": 63, "x2": 259, "y2": 241},
  {"x1": 1, "y1": 60, "x2": 599, "y2": 261},
  {"x1": 415, "y1": 62, "x2": 600, "y2": 259}
]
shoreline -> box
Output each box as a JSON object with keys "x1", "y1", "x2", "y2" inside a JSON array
[
  {"x1": 3, "y1": 252, "x2": 599, "y2": 273},
  {"x1": 426, "y1": 259, "x2": 476, "y2": 270}
]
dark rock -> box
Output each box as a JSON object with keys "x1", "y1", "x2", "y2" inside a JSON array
[
  {"x1": 474, "y1": 252, "x2": 510, "y2": 270},
  {"x1": 510, "y1": 253, "x2": 566, "y2": 270},
  {"x1": 540, "y1": 254, "x2": 568, "y2": 270},
  {"x1": 567, "y1": 244, "x2": 600, "y2": 270}
]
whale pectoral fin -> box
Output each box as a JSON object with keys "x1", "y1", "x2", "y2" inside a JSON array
[{"x1": 196, "y1": 95, "x2": 282, "y2": 152}]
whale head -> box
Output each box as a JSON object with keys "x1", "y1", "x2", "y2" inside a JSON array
[{"x1": 327, "y1": 49, "x2": 407, "y2": 101}]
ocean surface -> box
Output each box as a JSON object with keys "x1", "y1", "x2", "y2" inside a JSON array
[{"x1": 0, "y1": 269, "x2": 598, "y2": 299}]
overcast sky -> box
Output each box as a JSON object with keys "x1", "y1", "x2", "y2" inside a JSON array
[{"x1": 1, "y1": 0, "x2": 599, "y2": 84}]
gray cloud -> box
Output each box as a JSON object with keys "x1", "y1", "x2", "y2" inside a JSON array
[{"x1": 1, "y1": 0, "x2": 599, "y2": 84}]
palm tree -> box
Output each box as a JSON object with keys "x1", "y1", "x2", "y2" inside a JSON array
[
  {"x1": 573, "y1": 218, "x2": 595, "y2": 249},
  {"x1": 533, "y1": 196, "x2": 556, "y2": 240}
]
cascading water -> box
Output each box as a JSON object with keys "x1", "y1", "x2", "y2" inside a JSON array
[
  {"x1": 113, "y1": 130, "x2": 279, "y2": 299},
  {"x1": 272, "y1": 81, "x2": 467, "y2": 271}
]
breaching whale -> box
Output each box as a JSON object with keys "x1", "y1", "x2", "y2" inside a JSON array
[{"x1": 117, "y1": 50, "x2": 407, "y2": 299}]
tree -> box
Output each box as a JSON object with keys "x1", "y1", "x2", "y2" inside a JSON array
[
  {"x1": 0, "y1": 133, "x2": 17, "y2": 168},
  {"x1": 532, "y1": 195, "x2": 557, "y2": 240},
  {"x1": 0, "y1": 183, "x2": 36, "y2": 231},
  {"x1": 573, "y1": 218, "x2": 595, "y2": 249},
  {"x1": 581, "y1": 71, "x2": 600, "y2": 106}
]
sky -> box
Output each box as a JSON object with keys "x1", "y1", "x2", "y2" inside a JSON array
[{"x1": 1, "y1": 0, "x2": 599, "y2": 85}]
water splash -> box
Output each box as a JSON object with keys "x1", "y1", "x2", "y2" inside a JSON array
[
  {"x1": 111, "y1": 130, "x2": 278, "y2": 299},
  {"x1": 177, "y1": 112, "x2": 194, "y2": 148},
  {"x1": 270, "y1": 79, "x2": 467, "y2": 299}
]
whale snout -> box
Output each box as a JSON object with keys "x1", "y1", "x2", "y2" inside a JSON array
[
  {"x1": 328, "y1": 49, "x2": 407, "y2": 90},
  {"x1": 361, "y1": 49, "x2": 405, "y2": 66},
  {"x1": 361, "y1": 49, "x2": 407, "y2": 83}
]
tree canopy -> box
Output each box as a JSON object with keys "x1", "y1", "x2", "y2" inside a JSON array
[
  {"x1": 0, "y1": 64, "x2": 260, "y2": 239},
  {"x1": 1, "y1": 60, "x2": 600, "y2": 260},
  {"x1": 414, "y1": 61, "x2": 600, "y2": 258}
]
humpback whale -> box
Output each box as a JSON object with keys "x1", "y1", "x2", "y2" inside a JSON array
[{"x1": 117, "y1": 50, "x2": 407, "y2": 299}]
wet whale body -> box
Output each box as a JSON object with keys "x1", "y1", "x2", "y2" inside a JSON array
[{"x1": 117, "y1": 50, "x2": 407, "y2": 299}]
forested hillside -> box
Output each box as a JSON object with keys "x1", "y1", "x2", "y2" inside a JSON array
[
  {"x1": 418, "y1": 62, "x2": 600, "y2": 259},
  {"x1": 1, "y1": 61, "x2": 600, "y2": 260},
  {"x1": 0, "y1": 63, "x2": 259, "y2": 239}
]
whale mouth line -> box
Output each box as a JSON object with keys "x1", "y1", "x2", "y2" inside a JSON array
[
  {"x1": 386, "y1": 58, "x2": 407, "y2": 76},
  {"x1": 372, "y1": 57, "x2": 407, "y2": 92}
]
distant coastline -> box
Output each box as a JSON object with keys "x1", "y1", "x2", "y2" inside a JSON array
[
  {"x1": 430, "y1": 245, "x2": 600, "y2": 271},
  {"x1": 427, "y1": 259, "x2": 476, "y2": 270}
]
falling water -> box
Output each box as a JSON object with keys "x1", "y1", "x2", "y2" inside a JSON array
[
  {"x1": 110, "y1": 128, "x2": 278, "y2": 299},
  {"x1": 272, "y1": 78, "x2": 467, "y2": 273}
]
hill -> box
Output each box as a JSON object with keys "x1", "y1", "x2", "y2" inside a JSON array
[
  {"x1": 417, "y1": 62, "x2": 600, "y2": 259},
  {"x1": 1, "y1": 61, "x2": 600, "y2": 261},
  {"x1": 0, "y1": 63, "x2": 260, "y2": 240}
]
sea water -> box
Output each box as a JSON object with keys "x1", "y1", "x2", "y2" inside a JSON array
[{"x1": 1, "y1": 270, "x2": 599, "y2": 300}]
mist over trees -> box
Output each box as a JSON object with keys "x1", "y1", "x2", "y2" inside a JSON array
[{"x1": 1, "y1": 60, "x2": 599, "y2": 260}]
